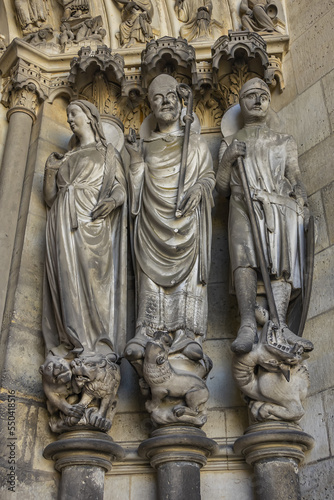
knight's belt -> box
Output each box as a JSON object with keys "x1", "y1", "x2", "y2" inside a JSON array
[{"x1": 231, "y1": 185, "x2": 303, "y2": 233}]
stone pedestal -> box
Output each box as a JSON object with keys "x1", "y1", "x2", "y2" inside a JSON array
[
  {"x1": 44, "y1": 430, "x2": 124, "y2": 500},
  {"x1": 234, "y1": 421, "x2": 314, "y2": 500},
  {"x1": 138, "y1": 426, "x2": 218, "y2": 500}
]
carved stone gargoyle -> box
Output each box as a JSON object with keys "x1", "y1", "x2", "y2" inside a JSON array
[
  {"x1": 40, "y1": 353, "x2": 121, "y2": 433},
  {"x1": 232, "y1": 324, "x2": 310, "y2": 423},
  {"x1": 141, "y1": 332, "x2": 211, "y2": 427}
]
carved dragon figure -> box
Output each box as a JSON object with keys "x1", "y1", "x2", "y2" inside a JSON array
[{"x1": 232, "y1": 323, "x2": 310, "y2": 423}]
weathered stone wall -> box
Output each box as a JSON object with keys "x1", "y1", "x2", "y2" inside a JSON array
[
  {"x1": 0, "y1": 0, "x2": 333, "y2": 499},
  {"x1": 271, "y1": 1, "x2": 334, "y2": 498}
]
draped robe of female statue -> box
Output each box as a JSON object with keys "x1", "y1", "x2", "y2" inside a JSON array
[{"x1": 43, "y1": 137, "x2": 127, "y2": 358}]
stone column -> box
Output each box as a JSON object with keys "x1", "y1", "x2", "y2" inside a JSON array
[
  {"x1": 139, "y1": 426, "x2": 218, "y2": 500},
  {"x1": 234, "y1": 421, "x2": 314, "y2": 500},
  {"x1": 0, "y1": 83, "x2": 38, "y2": 325},
  {"x1": 44, "y1": 430, "x2": 125, "y2": 500}
]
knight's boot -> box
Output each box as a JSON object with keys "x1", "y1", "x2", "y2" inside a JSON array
[
  {"x1": 231, "y1": 324, "x2": 257, "y2": 354},
  {"x1": 271, "y1": 281, "x2": 314, "y2": 352},
  {"x1": 231, "y1": 267, "x2": 258, "y2": 354}
]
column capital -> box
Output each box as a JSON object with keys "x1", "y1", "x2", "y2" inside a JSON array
[
  {"x1": 43, "y1": 430, "x2": 125, "y2": 473},
  {"x1": 1, "y1": 58, "x2": 49, "y2": 121},
  {"x1": 234, "y1": 421, "x2": 314, "y2": 467},
  {"x1": 138, "y1": 425, "x2": 218, "y2": 469}
]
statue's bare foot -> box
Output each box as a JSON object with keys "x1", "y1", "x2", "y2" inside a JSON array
[
  {"x1": 231, "y1": 324, "x2": 257, "y2": 354},
  {"x1": 281, "y1": 326, "x2": 314, "y2": 352}
]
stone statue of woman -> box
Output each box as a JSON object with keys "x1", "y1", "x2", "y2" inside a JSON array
[
  {"x1": 42, "y1": 100, "x2": 127, "y2": 360},
  {"x1": 41, "y1": 100, "x2": 127, "y2": 433}
]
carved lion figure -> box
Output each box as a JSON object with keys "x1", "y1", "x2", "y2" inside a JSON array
[
  {"x1": 70, "y1": 353, "x2": 121, "y2": 432},
  {"x1": 142, "y1": 332, "x2": 209, "y2": 426},
  {"x1": 39, "y1": 354, "x2": 84, "y2": 422},
  {"x1": 232, "y1": 323, "x2": 310, "y2": 422}
]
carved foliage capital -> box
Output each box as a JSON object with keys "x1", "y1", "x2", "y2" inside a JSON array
[
  {"x1": 1, "y1": 59, "x2": 49, "y2": 119},
  {"x1": 6, "y1": 83, "x2": 39, "y2": 120}
]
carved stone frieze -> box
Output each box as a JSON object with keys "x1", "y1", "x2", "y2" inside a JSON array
[
  {"x1": 23, "y1": 25, "x2": 56, "y2": 48},
  {"x1": 240, "y1": 0, "x2": 286, "y2": 35},
  {"x1": 141, "y1": 36, "x2": 196, "y2": 90},
  {"x1": 14, "y1": 0, "x2": 49, "y2": 35},
  {"x1": 174, "y1": 0, "x2": 224, "y2": 42},
  {"x1": 71, "y1": 15, "x2": 106, "y2": 44},
  {"x1": 113, "y1": 0, "x2": 156, "y2": 48},
  {"x1": 58, "y1": 0, "x2": 91, "y2": 22}
]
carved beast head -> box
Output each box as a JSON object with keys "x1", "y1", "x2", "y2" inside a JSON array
[{"x1": 39, "y1": 355, "x2": 72, "y2": 385}]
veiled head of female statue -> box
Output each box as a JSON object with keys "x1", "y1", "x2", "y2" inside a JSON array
[{"x1": 67, "y1": 100, "x2": 107, "y2": 147}]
